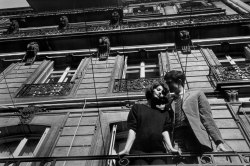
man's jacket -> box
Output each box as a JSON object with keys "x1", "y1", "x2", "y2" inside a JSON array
[{"x1": 171, "y1": 90, "x2": 224, "y2": 150}]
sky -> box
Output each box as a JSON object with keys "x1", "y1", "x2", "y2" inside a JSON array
[{"x1": 0, "y1": 0, "x2": 29, "y2": 9}]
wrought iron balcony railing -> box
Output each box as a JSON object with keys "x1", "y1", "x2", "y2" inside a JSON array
[
  {"x1": 209, "y1": 64, "x2": 250, "y2": 82},
  {"x1": 113, "y1": 77, "x2": 163, "y2": 93},
  {"x1": 16, "y1": 82, "x2": 74, "y2": 97},
  {"x1": 0, "y1": 152, "x2": 249, "y2": 166}
]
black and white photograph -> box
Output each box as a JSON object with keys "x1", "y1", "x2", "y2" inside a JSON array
[{"x1": 0, "y1": 0, "x2": 250, "y2": 165}]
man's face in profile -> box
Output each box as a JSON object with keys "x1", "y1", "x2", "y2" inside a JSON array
[{"x1": 167, "y1": 81, "x2": 181, "y2": 96}]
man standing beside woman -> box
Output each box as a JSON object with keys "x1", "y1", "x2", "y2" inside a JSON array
[{"x1": 119, "y1": 70, "x2": 228, "y2": 165}]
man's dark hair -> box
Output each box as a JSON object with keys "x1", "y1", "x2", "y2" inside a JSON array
[
  {"x1": 164, "y1": 70, "x2": 186, "y2": 87},
  {"x1": 145, "y1": 82, "x2": 169, "y2": 101}
]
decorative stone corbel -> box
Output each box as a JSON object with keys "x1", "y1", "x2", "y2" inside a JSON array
[
  {"x1": 23, "y1": 42, "x2": 39, "y2": 65},
  {"x1": 6, "y1": 19, "x2": 19, "y2": 34},
  {"x1": 58, "y1": 15, "x2": 69, "y2": 30},
  {"x1": 98, "y1": 36, "x2": 110, "y2": 60},
  {"x1": 16, "y1": 106, "x2": 47, "y2": 124},
  {"x1": 179, "y1": 30, "x2": 191, "y2": 54},
  {"x1": 110, "y1": 11, "x2": 121, "y2": 27},
  {"x1": 225, "y1": 89, "x2": 239, "y2": 102}
]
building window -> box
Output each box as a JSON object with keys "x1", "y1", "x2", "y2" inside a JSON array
[
  {"x1": 123, "y1": 4, "x2": 163, "y2": 17},
  {"x1": 122, "y1": 51, "x2": 160, "y2": 79},
  {"x1": 113, "y1": 50, "x2": 163, "y2": 92},
  {"x1": 211, "y1": 54, "x2": 250, "y2": 82},
  {"x1": 108, "y1": 122, "x2": 128, "y2": 154},
  {"x1": 16, "y1": 56, "x2": 88, "y2": 97},
  {"x1": 237, "y1": 102, "x2": 250, "y2": 138},
  {"x1": 1, "y1": 138, "x2": 39, "y2": 157},
  {"x1": 39, "y1": 67, "x2": 77, "y2": 84},
  {"x1": 0, "y1": 125, "x2": 50, "y2": 158},
  {"x1": 207, "y1": 45, "x2": 250, "y2": 82},
  {"x1": 107, "y1": 121, "x2": 128, "y2": 166}
]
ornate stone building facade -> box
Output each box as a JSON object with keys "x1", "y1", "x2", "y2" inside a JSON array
[{"x1": 0, "y1": 0, "x2": 250, "y2": 165}]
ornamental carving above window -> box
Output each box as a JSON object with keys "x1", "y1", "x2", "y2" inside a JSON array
[{"x1": 15, "y1": 105, "x2": 48, "y2": 124}]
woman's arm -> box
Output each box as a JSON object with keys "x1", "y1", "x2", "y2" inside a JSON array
[
  {"x1": 162, "y1": 131, "x2": 178, "y2": 153},
  {"x1": 119, "y1": 129, "x2": 136, "y2": 155}
]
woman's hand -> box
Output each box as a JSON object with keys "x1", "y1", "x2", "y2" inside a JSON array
[
  {"x1": 167, "y1": 147, "x2": 181, "y2": 155},
  {"x1": 216, "y1": 143, "x2": 228, "y2": 152},
  {"x1": 169, "y1": 147, "x2": 178, "y2": 153},
  {"x1": 162, "y1": 131, "x2": 181, "y2": 155},
  {"x1": 118, "y1": 149, "x2": 129, "y2": 155}
]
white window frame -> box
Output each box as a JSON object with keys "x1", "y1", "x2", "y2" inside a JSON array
[
  {"x1": 107, "y1": 125, "x2": 117, "y2": 166},
  {"x1": 107, "y1": 123, "x2": 129, "y2": 166},
  {"x1": 34, "y1": 57, "x2": 88, "y2": 84},
  {"x1": 41, "y1": 67, "x2": 77, "y2": 83},
  {"x1": 122, "y1": 56, "x2": 159, "y2": 79}
]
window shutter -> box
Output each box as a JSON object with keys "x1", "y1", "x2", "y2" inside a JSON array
[
  {"x1": 158, "y1": 51, "x2": 170, "y2": 76},
  {"x1": 71, "y1": 58, "x2": 90, "y2": 83},
  {"x1": 201, "y1": 48, "x2": 221, "y2": 66},
  {"x1": 108, "y1": 55, "x2": 125, "y2": 93}
]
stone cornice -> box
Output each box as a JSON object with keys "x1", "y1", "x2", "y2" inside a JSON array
[
  {"x1": 0, "y1": 14, "x2": 249, "y2": 40},
  {"x1": 0, "y1": 7, "x2": 122, "y2": 19}
]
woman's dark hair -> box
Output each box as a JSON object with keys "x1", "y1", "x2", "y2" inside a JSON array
[
  {"x1": 164, "y1": 70, "x2": 186, "y2": 87},
  {"x1": 145, "y1": 81, "x2": 169, "y2": 101}
]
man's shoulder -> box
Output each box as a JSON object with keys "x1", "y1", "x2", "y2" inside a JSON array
[
  {"x1": 187, "y1": 90, "x2": 204, "y2": 95},
  {"x1": 186, "y1": 90, "x2": 203, "y2": 95},
  {"x1": 186, "y1": 90, "x2": 205, "y2": 99}
]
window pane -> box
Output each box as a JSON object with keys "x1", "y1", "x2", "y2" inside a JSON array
[
  {"x1": 145, "y1": 67, "x2": 159, "y2": 78},
  {"x1": 46, "y1": 70, "x2": 76, "y2": 83},
  {"x1": 63, "y1": 75, "x2": 73, "y2": 83},
  {"x1": 145, "y1": 68, "x2": 159, "y2": 72},
  {"x1": 19, "y1": 139, "x2": 40, "y2": 156},
  {"x1": 126, "y1": 72, "x2": 140, "y2": 79},
  {"x1": 46, "y1": 73, "x2": 62, "y2": 83},
  {"x1": 125, "y1": 52, "x2": 160, "y2": 79},
  {"x1": 126, "y1": 69, "x2": 140, "y2": 73},
  {"x1": 145, "y1": 71, "x2": 160, "y2": 78},
  {"x1": 0, "y1": 140, "x2": 20, "y2": 158}
]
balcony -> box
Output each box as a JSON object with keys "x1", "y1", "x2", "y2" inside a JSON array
[
  {"x1": 0, "y1": 152, "x2": 249, "y2": 166},
  {"x1": 16, "y1": 82, "x2": 74, "y2": 97},
  {"x1": 209, "y1": 64, "x2": 250, "y2": 93}
]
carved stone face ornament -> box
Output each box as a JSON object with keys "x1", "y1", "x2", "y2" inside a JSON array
[
  {"x1": 112, "y1": 11, "x2": 120, "y2": 20},
  {"x1": 58, "y1": 16, "x2": 69, "y2": 30},
  {"x1": 24, "y1": 42, "x2": 39, "y2": 65},
  {"x1": 18, "y1": 106, "x2": 47, "y2": 124},
  {"x1": 98, "y1": 36, "x2": 110, "y2": 60},
  {"x1": 7, "y1": 20, "x2": 19, "y2": 34}
]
